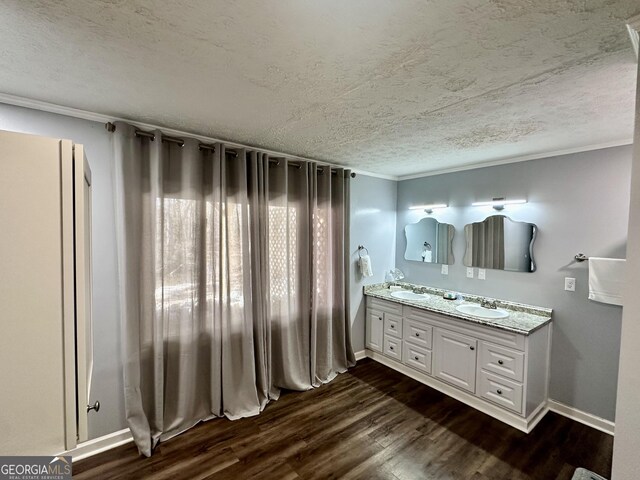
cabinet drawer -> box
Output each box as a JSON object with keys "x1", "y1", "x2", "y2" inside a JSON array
[
  {"x1": 479, "y1": 342, "x2": 525, "y2": 382},
  {"x1": 478, "y1": 371, "x2": 523, "y2": 414},
  {"x1": 403, "y1": 305, "x2": 525, "y2": 351},
  {"x1": 403, "y1": 342, "x2": 432, "y2": 374},
  {"x1": 403, "y1": 319, "x2": 433, "y2": 349},
  {"x1": 368, "y1": 297, "x2": 403, "y2": 316},
  {"x1": 384, "y1": 313, "x2": 403, "y2": 339},
  {"x1": 383, "y1": 335, "x2": 402, "y2": 361}
]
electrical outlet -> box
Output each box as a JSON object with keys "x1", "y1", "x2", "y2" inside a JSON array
[
  {"x1": 478, "y1": 269, "x2": 486, "y2": 280},
  {"x1": 466, "y1": 267, "x2": 474, "y2": 279},
  {"x1": 441, "y1": 265, "x2": 448, "y2": 275},
  {"x1": 565, "y1": 277, "x2": 576, "y2": 292}
]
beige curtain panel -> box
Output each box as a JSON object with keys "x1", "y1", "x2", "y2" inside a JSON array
[{"x1": 113, "y1": 122, "x2": 355, "y2": 457}]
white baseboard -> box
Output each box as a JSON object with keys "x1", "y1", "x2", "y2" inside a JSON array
[
  {"x1": 547, "y1": 399, "x2": 615, "y2": 436},
  {"x1": 354, "y1": 350, "x2": 366, "y2": 361},
  {"x1": 60, "y1": 428, "x2": 133, "y2": 461}
]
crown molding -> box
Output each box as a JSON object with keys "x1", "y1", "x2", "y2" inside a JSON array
[
  {"x1": 628, "y1": 14, "x2": 640, "y2": 59},
  {"x1": 396, "y1": 139, "x2": 634, "y2": 181},
  {"x1": 0, "y1": 92, "x2": 393, "y2": 179},
  {"x1": 0, "y1": 92, "x2": 630, "y2": 183}
]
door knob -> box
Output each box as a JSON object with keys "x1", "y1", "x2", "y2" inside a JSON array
[{"x1": 87, "y1": 401, "x2": 100, "y2": 413}]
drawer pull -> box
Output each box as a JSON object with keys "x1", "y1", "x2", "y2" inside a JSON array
[
  {"x1": 414, "y1": 356, "x2": 419, "y2": 361},
  {"x1": 497, "y1": 389, "x2": 502, "y2": 395},
  {"x1": 415, "y1": 332, "x2": 420, "y2": 337},
  {"x1": 498, "y1": 360, "x2": 504, "y2": 365},
  {"x1": 470, "y1": 346, "x2": 475, "y2": 351}
]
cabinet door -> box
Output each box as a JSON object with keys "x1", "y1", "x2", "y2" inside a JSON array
[
  {"x1": 366, "y1": 309, "x2": 384, "y2": 352},
  {"x1": 434, "y1": 328, "x2": 478, "y2": 393}
]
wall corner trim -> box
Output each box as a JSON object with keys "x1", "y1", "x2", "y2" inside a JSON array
[
  {"x1": 354, "y1": 350, "x2": 367, "y2": 361},
  {"x1": 59, "y1": 427, "x2": 133, "y2": 461},
  {"x1": 547, "y1": 399, "x2": 615, "y2": 436}
]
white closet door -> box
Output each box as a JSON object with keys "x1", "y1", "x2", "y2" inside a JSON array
[
  {"x1": 0, "y1": 130, "x2": 69, "y2": 455},
  {"x1": 74, "y1": 146, "x2": 93, "y2": 443}
]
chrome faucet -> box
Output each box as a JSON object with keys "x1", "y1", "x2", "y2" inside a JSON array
[{"x1": 480, "y1": 298, "x2": 497, "y2": 309}]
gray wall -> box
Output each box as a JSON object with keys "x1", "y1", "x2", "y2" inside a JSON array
[
  {"x1": 0, "y1": 103, "x2": 126, "y2": 439},
  {"x1": 349, "y1": 174, "x2": 397, "y2": 352},
  {"x1": 395, "y1": 146, "x2": 632, "y2": 421}
]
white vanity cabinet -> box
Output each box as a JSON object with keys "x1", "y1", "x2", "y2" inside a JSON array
[{"x1": 364, "y1": 296, "x2": 551, "y2": 433}]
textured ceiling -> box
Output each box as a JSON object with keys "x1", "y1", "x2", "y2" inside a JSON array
[{"x1": 0, "y1": 0, "x2": 638, "y2": 177}]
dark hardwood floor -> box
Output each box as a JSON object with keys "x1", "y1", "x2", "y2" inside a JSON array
[{"x1": 74, "y1": 359, "x2": 613, "y2": 479}]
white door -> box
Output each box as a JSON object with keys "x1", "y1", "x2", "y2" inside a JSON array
[
  {"x1": 74, "y1": 146, "x2": 93, "y2": 443},
  {"x1": 0, "y1": 130, "x2": 71, "y2": 454},
  {"x1": 366, "y1": 309, "x2": 384, "y2": 352},
  {"x1": 433, "y1": 328, "x2": 478, "y2": 393}
]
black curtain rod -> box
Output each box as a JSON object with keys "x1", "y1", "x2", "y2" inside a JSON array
[{"x1": 105, "y1": 122, "x2": 355, "y2": 177}]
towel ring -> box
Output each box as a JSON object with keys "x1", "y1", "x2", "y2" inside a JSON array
[{"x1": 358, "y1": 245, "x2": 369, "y2": 258}]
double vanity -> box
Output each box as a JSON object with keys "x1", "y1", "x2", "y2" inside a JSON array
[{"x1": 364, "y1": 282, "x2": 552, "y2": 432}]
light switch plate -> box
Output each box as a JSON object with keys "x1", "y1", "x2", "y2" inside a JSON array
[
  {"x1": 466, "y1": 267, "x2": 474, "y2": 279},
  {"x1": 565, "y1": 277, "x2": 576, "y2": 291},
  {"x1": 478, "y1": 269, "x2": 486, "y2": 280},
  {"x1": 441, "y1": 265, "x2": 448, "y2": 275}
]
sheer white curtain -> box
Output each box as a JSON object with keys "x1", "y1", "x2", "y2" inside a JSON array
[{"x1": 113, "y1": 122, "x2": 354, "y2": 456}]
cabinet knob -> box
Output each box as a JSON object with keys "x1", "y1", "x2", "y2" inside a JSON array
[
  {"x1": 469, "y1": 346, "x2": 475, "y2": 351},
  {"x1": 391, "y1": 325, "x2": 395, "y2": 329},
  {"x1": 87, "y1": 401, "x2": 100, "y2": 413},
  {"x1": 390, "y1": 346, "x2": 394, "y2": 350},
  {"x1": 378, "y1": 317, "x2": 382, "y2": 321},
  {"x1": 415, "y1": 333, "x2": 420, "y2": 337},
  {"x1": 497, "y1": 389, "x2": 502, "y2": 395},
  {"x1": 498, "y1": 360, "x2": 504, "y2": 365},
  {"x1": 414, "y1": 356, "x2": 419, "y2": 361}
]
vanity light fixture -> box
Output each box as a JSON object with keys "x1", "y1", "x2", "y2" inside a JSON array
[
  {"x1": 408, "y1": 203, "x2": 448, "y2": 214},
  {"x1": 472, "y1": 197, "x2": 527, "y2": 211}
]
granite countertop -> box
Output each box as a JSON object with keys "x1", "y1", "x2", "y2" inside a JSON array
[{"x1": 364, "y1": 282, "x2": 552, "y2": 335}]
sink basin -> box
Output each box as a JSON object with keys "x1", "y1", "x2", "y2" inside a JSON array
[
  {"x1": 455, "y1": 303, "x2": 510, "y2": 319},
  {"x1": 390, "y1": 290, "x2": 428, "y2": 301}
]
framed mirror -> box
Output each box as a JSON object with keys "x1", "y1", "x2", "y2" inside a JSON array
[
  {"x1": 463, "y1": 215, "x2": 537, "y2": 272},
  {"x1": 404, "y1": 217, "x2": 455, "y2": 265}
]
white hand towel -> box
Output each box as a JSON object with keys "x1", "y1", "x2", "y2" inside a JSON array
[
  {"x1": 359, "y1": 254, "x2": 373, "y2": 278},
  {"x1": 588, "y1": 257, "x2": 626, "y2": 306}
]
